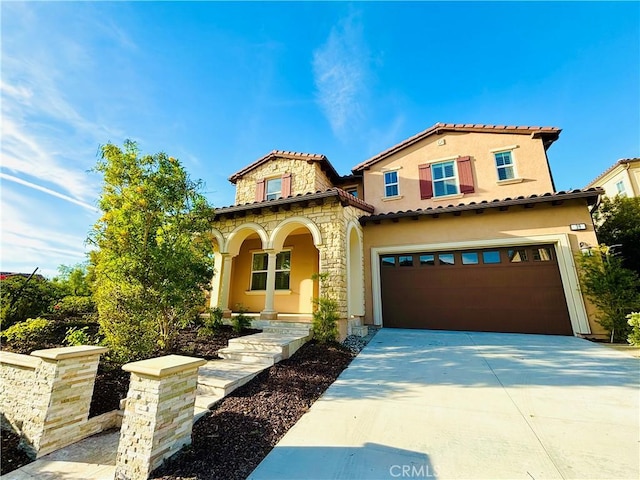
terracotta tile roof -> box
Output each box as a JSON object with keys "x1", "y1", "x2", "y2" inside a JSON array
[
  {"x1": 228, "y1": 150, "x2": 342, "y2": 184},
  {"x1": 359, "y1": 188, "x2": 602, "y2": 225},
  {"x1": 213, "y1": 187, "x2": 375, "y2": 218},
  {"x1": 352, "y1": 123, "x2": 562, "y2": 172},
  {"x1": 586, "y1": 158, "x2": 640, "y2": 187}
]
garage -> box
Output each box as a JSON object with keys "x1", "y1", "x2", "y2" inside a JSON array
[{"x1": 380, "y1": 244, "x2": 573, "y2": 335}]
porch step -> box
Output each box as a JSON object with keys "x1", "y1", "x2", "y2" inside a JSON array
[{"x1": 217, "y1": 348, "x2": 283, "y2": 365}]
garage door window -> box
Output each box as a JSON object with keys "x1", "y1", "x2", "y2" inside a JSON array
[
  {"x1": 398, "y1": 255, "x2": 413, "y2": 266},
  {"x1": 508, "y1": 249, "x2": 528, "y2": 262},
  {"x1": 462, "y1": 252, "x2": 479, "y2": 265},
  {"x1": 381, "y1": 256, "x2": 396, "y2": 267},
  {"x1": 482, "y1": 251, "x2": 501, "y2": 264},
  {"x1": 439, "y1": 253, "x2": 455, "y2": 265},
  {"x1": 533, "y1": 247, "x2": 553, "y2": 262},
  {"x1": 419, "y1": 254, "x2": 435, "y2": 266}
]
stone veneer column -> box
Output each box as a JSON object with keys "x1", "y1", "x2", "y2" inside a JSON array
[
  {"x1": 219, "y1": 254, "x2": 234, "y2": 317},
  {"x1": 115, "y1": 354, "x2": 206, "y2": 480},
  {"x1": 26, "y1": 345, "x2": 109, "y2": 457},
  {"x1": 261, "y1": 250, "x2": 278, "y2": 320}
]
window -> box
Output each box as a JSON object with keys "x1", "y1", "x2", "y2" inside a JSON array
[
  {"x1": 494, "y1": 151, "x2": 515, "y2": 181},
  {"x1": 432, "y1": 161, "x2": 458, "y2": 197},
  {"x1": 461, "y1": 252, "x2": 479, "y2": 265},
  {"x1": 250, "y1": 251, "x2": 291, "y2": 290},
  {"x1": 381, "y1": 256, "x2": 396, "y2": 267},
  {"x1": 398, "y1": 255, "x2": 413, "y2": 266},
  {"x1": 265, "y1": 177, "x2": 282, "y2": 201},
  {"x1": 419, "y1": 254, "x2": 435, "y2": 266},
  {"x1": 384, "y1": 171, "x2": 399, "y2": 197},
  {"x1": 616, "y1": 180, "x2": 626, "y2": 196},
  {"x1": 508, "y1": 249, "x2": 528, "y2": 263},
  {"x1": 439, "y1": 253, "x2": 455, "y2": 265},
  {"x1": 482, "y1": 251, "x2": 501, "y2": 264},
  {"x1": 345, "y1": 187, "x2": 358, "y2": 198},
  {"x1": 533, "y1": 248, "x2": 552, "y2": 262}
]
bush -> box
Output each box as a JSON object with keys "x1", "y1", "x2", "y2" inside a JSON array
[
  {"x1": 53, "y1": 296, "x2": 96, "y2": 317},
  {"x1": 0, "y1": 317, "x2": 53, "y2": 353},
  {"x1": 628, "y1": 312, "x2": 640, "y2": 346},
  {"x1": 577, "y1": 245, "x2": 640, "y2": 342},
  {"x1": 198, "y1": 307, "x2": 224, "y2": 337},
  {"x1": 232, "y1": 305, "x2": 251, "y2": 333},
  {"x1": 1, "y1": 276, "x2": 62, "y2": 328},
  {"x1": 64, "y1": 326, "x2": 96, "y2": 346},
  {"x1": 311, "y1": 273, "x2": 339, "y2": 343}
]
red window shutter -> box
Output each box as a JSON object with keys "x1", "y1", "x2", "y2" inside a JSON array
[
  {"x1": 457, "y1": 156, "x2": 475, "y2": 194},
  {"x1": 418, "y1": 164, "x2": 433, "y2": 199},
  {"x1": 281, "y1": 173, "x2": 292, "y2": 198},
  {"x1": 255, "y1": 179, "x2": 265, "y2": 202}
]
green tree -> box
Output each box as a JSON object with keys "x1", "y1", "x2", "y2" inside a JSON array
[
  {"x1": 89, "y1": 140, "x2": 215, "y2": 361},
  {"x1": 577, "y1": 245, "x2": 640, "y2": 342},
  {"x1": 594, "y1": 196, "x2": 640, "y2": 275},
  {"x1": 0, "y1": 276, "x2": 62, "y2": 328},
  {"x1": 52, "y1": 263, "x2": 92, "y2": 296}
]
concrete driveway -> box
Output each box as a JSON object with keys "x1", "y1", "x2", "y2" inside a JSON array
[{"x1": 248, "y1": 329, "x2": 639, "y2": 480}]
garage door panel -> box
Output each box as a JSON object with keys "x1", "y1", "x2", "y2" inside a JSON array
[{"x1": 380, "y1": 246, "x2": 573, "y2": 335}]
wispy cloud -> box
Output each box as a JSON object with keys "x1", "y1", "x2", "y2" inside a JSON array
[
  {"x1": 312, "y1": 12, "x2": 371, "y2": 137},
  {"x1": 0, "y1": 173, "x2": 99, "y2": 212}
]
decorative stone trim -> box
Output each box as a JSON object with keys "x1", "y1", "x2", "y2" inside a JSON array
[{"x1": 115, "y1": 355, "x2": 206, "y2": 480}]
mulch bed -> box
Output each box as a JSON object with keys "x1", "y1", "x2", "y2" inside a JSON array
[
  {"x1": 151, "y1": 341, "x2": 355, "y2": 480},
  {"x1": 1, "y1": 427, "x2": 33, "y2": 476}
]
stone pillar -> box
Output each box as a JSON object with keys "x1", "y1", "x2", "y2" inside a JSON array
[
  {"x1": 115, "y1": 354, "x2": 206, "y2": 480},
  {"x1": 26, "y1": 346, "x2": 108, "y2": 457},
  {"x1": 219, "y1": 254, "x2": 234, "y2": 317},
  {"x1": 261, "y1": 251, "x2": 278, "y2": 320}
]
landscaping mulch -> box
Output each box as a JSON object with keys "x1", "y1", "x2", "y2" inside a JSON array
[
  {"x1": 1, "y1": 426, "x2": 32, "y2": 476},
  {"x1": 151, "y1": 341, "x2": 355, "y2": 480}
]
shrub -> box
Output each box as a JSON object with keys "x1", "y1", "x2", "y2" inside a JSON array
[
  {"x1": 53, "y1": 296, "x2": 96, "y2": 317},
  {"x1": 64, "y1": 326, "x2": 96, "y2": 346},
  {"x1": 628, "y1": 312, "x2": 640, "y2": 346},
  {"x1": 198, "y1": 307, "x2": 224, "y2": 337},
  {"x1": 577, "y1": 245, "x2": 640, "y2": 342},
  {"x1": 1, "y1": 276, "x2": 62, "y2": 328},
  {"x1": 232, "y1": 305, "x2": 251, "y2": 333},
  {"x1": 1, "y1": 317, "x2": 53, "y2": 353},
  {"x1": 311, "y1": 273, "x2": 339, "y2": 343}
]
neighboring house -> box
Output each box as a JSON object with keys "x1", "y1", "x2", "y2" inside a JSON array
[
  {"x1": 586, "y1": 158, "x2": 640, "y2": 198},
  {"x1": 209, "y1": 123, "x2": 606, "y2": 340}
]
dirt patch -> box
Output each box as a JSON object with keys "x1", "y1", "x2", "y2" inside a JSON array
[
  {"x1": 151, "y1": 341, "x2": 354, "y2": 480},
  {"x1": 1, "y1": 426, "x2": 32, "y2": 476}
]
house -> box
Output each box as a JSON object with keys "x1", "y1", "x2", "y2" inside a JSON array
[
  {"x1": 208, "y1": 123, "x2": 606, "y2": 340},
  {"x1": 586, "y1": 158, "x2": 640, "y2": 198}
]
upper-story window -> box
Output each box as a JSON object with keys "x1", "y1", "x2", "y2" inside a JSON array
[
  {"x1": 384, "y1": 171, "x2": 399, "y2": 197},
  {"x1": 494, "y1": 151, "x2": 515, "y2": 181},
  {"x1": 265, "y1": 177, "x2": 282, "y2": 201},
  {"x1": 616, "y1": 180, "x2": 626, "y2": 196},
  {"x1": 345, "y1": 187, "x2": 358, "y2": 198},
  {"x1": 432, "y1": 161, "x2": 458, "y2": 197}
]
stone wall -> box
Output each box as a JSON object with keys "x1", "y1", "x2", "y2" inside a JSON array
[
  {"x1": 0, "y1": 346, "x2": 113, "y2": 458},
  {"x1": 115, "y1": 355, "x2": 206, "y2": 480},
  {"x1": 234, "y1": 157, "x2": 333, "y2": 205}
]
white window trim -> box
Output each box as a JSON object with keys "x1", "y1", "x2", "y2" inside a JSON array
[
  {"x1": 249, "y1": 249, "x2": 291, "y2": 291},
  {"x1": 420, "y1": 155, "x2": 459, "y2": 165},
  {"x1": 265, "y1": 176, "x2": 282, "y2": 201},
  {"x1": 493, "y1": 149, "x2": 519, "y2": 182},
  {"x1": 383, "y1": 170, "x2": 400, "y2": 198},
  {"x1": 489, "y1": 144, "x2": 520, "y2": 153},
  {"x1": 370, "y1": 234, "x2": 591, "y2": 335},
  {"x1": 432, "y1": 160, "x2": 460, "y2": 198}
]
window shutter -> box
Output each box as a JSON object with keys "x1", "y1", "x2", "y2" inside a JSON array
[
  {"x1": 418, "y1": 164, "x2": 433, "y2": 199},
  {"x1": 281, "y1": 173, "x2": 292, "y2": 198},
  {"x1": 457, "y1": 156, "x2": 475, "y2": 194},
  {"x1": 255, "y1": 179, "x2": 265, "y2": 202}
]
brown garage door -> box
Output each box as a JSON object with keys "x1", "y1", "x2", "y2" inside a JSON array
[{"x1": 380, "y1": 245, "x2": 573, "y2": 335}]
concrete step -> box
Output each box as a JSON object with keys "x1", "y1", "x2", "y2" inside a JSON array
[
  {"x1": 262, "y1": 326, "x2": 313, "y2": 336},
  {"x1": 197, "y1": 360, "x2": 269, "y2": 396},
  {"x1": 217, "y1": 348, "x2": 282, "y2": 365},
  {"x1": 227, "y1": 332, "x2": 311, "y2": 352}
]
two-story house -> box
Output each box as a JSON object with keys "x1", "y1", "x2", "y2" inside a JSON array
[
  {"x1": 587, "y1": 158, "x2": 640, "y2": 198},
  {"x1": 209, "y1": 123, "x2": 605, "y2": 340}
]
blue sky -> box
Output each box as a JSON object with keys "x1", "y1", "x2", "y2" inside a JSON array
[{"x1": 1, "y1": 1, "x2": 638, "y2": 278}]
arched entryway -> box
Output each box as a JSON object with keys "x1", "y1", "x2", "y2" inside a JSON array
[{"x1": 347, "y1": 221, "x2": 365, "y2": 319}]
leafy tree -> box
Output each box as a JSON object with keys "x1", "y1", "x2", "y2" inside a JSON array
[
  {"x1": 0, "y1": 276, "x2": 62, "y2": 328},
  {"x1": 594, "y1": 196, "x2": 640, "y2": 275},
  {"x1": 89, "y1": 140, "x2": 215, "y2": 362},
  {"x1": 577, "y1": 245, "x2": 640, "y2": 342},
  {"x1": 52, "y1": 263, "x2": 92, "y2": 296}
]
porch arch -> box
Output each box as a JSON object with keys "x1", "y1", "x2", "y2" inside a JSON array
[
  {"x1": 210, "y1": 227, "x2": 225, "y2": 252},
  {"x1": 346, "y1": 221, "x2": 365, "y2": 317},
  {"x1": 226, "y1": 222, "x2": 268, "y2": 256},
  {"x1": 269, "y1": 216, "x2": 323, "y2": 252}
]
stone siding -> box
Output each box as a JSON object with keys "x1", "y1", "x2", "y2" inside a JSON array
[{"x1": 234, "y1": 157, "x2": 333, "y2": 205}]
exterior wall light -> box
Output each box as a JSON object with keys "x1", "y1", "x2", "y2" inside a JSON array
[
  {"x1": 570, "y1": 223, "x2": 587, "y2": 231},
  {"x1": 579, "y1": 241, "x2": 593, "y2": 255}
]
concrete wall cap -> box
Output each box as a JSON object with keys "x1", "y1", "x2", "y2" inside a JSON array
[
  {"x1": 0, "y1": 350, "x2": 40, "y2": 369},
  {"x1": 122, "y1": 354, "x2": 206, "y2": 378},
  {"x1": 30, "y1": 345, "x2": 109, "y2": 360}
]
